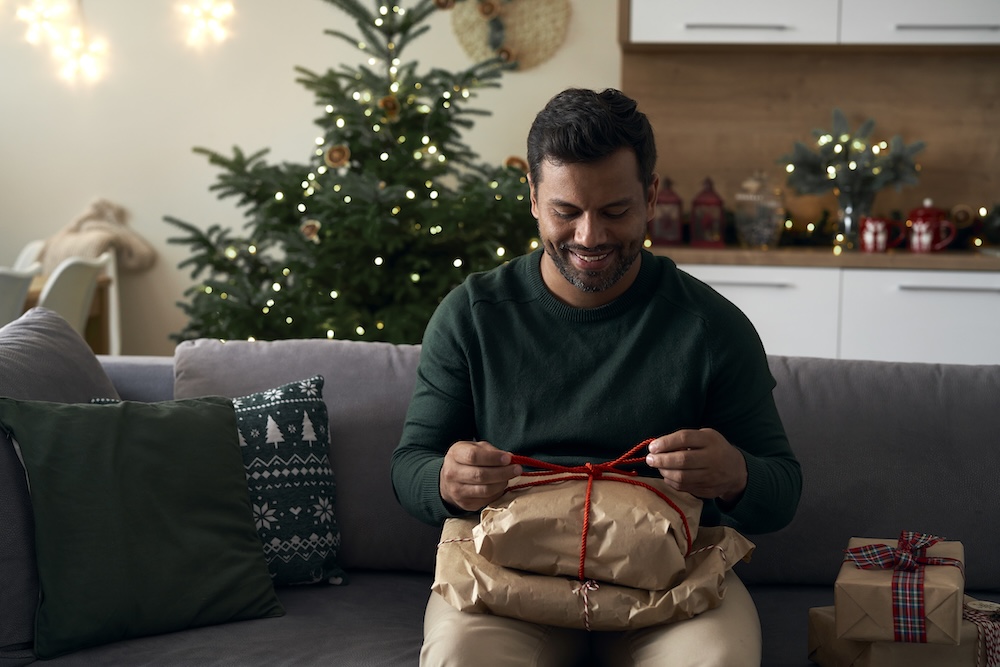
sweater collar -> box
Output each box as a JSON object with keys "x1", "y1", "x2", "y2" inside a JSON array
[{"x1": 525, "y1": 248, "x2": 661, "y2": 322}]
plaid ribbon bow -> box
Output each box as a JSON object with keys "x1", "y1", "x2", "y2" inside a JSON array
[{"x1": 844, "y1": 530, "x2": 965, "y2": 643}]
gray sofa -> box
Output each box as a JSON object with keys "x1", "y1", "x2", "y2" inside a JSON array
[{"x1": 4, "y1": 317, "x2": 1000, "y2": 666}]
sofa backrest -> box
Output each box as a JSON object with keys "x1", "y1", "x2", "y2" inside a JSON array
[
  {"x1": 740, "y1": 355, "x2": 1000, "y2": 591},
  {"x1": 173, "y1": 338, "x2": 442, "y2": 573},
  {"x1": 169, "y1": 339, "x2": 1000, "y2": 590}
]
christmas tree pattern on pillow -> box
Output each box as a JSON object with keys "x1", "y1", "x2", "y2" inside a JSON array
[{"x1": 234, "y1": 375, "x2": 345, "y2": 585}]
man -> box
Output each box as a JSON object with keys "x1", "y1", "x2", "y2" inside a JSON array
[{"x1": 391, "y1": 87, "x2": 802, "y2": 666}]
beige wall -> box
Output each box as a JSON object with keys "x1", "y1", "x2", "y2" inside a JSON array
[{"x1": 0, "y1": 0, "x2": 621, "y2": 355}]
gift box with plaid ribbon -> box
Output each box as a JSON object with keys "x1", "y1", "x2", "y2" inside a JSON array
[
  {"x1": 809, "y1": 598, "x2": 1000, "y2": 667},
  {"x1": 835, "y1": 532, "x2": 965, "y2": 644}
]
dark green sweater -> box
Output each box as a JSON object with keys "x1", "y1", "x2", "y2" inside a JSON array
[{"x1": 390, "y1": 249, "x2": 801, "y2": 533}]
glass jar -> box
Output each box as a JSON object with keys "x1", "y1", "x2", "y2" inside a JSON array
[{"x1": 734, "y1": 173, "x2": 784, "y2": 250}]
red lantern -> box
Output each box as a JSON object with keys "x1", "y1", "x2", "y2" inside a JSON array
[
  {"x1": 690, "y1": 178, "x2": 725, "y2": 248},
  {"x1": 648, "y1": 177, "x2": 684, "y2": 245}
]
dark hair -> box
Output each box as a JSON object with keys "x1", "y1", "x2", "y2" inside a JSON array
[{"x1": 526, "y1": 88, "x2": 657, "y2": 191}]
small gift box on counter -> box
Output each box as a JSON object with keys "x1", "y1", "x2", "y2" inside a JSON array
[
  {"x1": 835, "y1": 532, "x2": 965, "y2": 644},
  {"x1": 808, "y1": 599, "x2": 1000, "y2": 667}
]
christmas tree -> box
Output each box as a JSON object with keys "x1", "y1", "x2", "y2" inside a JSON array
[{"x1": 166, "y1": 0, "x2": 535, "y2": 344}]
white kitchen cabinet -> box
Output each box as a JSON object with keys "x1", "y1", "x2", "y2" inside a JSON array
[
  {"x1": 679, "y1": 264, "x2": 841, "y2": 359},
  {"x1": 629, "y1": 0, "x2": 1000, "y2": 46},
  {"x1": 841, "y1": 0, "x2": 1000, "y2": 45},
  {"x1": 629, "y1": 0, "x2": 840, "y2": 45},
  {"x1": 840, "y1": 269, "x2": 1000, "y2": 364}
]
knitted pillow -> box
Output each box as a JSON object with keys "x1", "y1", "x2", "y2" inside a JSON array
[{"x1": 233, "y1": 376, "x2": 345, "y2": 585}]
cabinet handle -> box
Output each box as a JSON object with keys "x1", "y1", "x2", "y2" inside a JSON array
[
  {"x1": 898, "y1": 284, "x2": 1000, "y2": 294},
  {"x1": 708, "y1": 281, "x2": 794, "y2": 289},
  {"x1": 684, "y1": 23, "x2": 791, "y2": 31},
  {"x1": 894, "y1": 24, "x2": 1000, "y2": 31}
]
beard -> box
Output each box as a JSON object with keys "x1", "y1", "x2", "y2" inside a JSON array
[{"x1": 544, "y1": 240, "x2": 642, "y2": 293}]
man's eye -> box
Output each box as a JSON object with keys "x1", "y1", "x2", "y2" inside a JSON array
[
  {"x1": 553, "y1": 210, "x2": 577, "y2": 219},
  {"x1": 605, "y1": 209, "x2": 629, "y2": 219}
]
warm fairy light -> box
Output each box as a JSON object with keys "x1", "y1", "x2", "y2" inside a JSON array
[
  {"x1": 180, "y1": 0, "x2": 234, "y2": 47},
  {"x1": 17, "y1": 0, "x2": 107, "y2": 82},
  {"x1": 52, "y1": 26, "x2": 106, "y2": 81},
  {"x1": 16, "y1": 0, "x2": 71, "y2": 45}
]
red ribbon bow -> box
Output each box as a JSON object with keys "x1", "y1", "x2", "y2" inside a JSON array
[
  {"x1": 844, "y1": 530, "x2": 964, "y2": 643},
  {"x1": 508, "y1": 439, "x2": 694, "y2": 583}
]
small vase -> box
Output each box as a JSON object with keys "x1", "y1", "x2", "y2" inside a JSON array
[{"x1": 836, "y1": 189, "x2": 876, "y2": 250}]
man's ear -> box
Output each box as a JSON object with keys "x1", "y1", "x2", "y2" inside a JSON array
[
  {"x1": 646, "y1": 173, "x2": 660, "y2": 221},
  {"x1": 527, "y1": 174, "x2": 540, "y2": 220}
]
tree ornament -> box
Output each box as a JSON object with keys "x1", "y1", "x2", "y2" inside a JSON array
[{"x1": 324, "y1": 144, "x2": 351, "y2": 168}]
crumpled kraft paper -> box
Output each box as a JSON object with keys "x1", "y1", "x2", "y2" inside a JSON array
[
  {"x1": 809, "y1": 603, "x2": 983, "y2": 666},
  {"x1": 473, "y1": 472, "x2": 703, "y2": 591},
  {"x1": 835, "y1": 537, "x2": 965, "y2": 644},
  {"x1": 434, "y1": 518, "x2": 754, "y2": 631}
]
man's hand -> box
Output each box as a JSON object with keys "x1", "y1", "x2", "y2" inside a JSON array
[
  {"x1": 439, "y1": 440, "x2": 522, "y2": 512},
  {"x1": 645, "y1": 428, "x2": 748, "y2": 503}
]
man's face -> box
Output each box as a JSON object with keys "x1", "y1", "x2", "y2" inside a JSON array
[{"x1": 530, "y1": 148, "x2": 657, "y2": 308}]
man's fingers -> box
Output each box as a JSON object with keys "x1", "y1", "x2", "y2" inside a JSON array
[{"x1": 451, "y1": 440, "x2": 514, "y2": 467}]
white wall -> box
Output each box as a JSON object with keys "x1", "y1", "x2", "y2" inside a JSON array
[{"x1": 0, "y1": 0, "x2": 621, "y2": 355}]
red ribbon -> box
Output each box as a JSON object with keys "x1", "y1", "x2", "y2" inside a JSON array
[
  {"x1": 508, "y1": 439, "x2": 694, "y2": 582},
  {"x1": 843, "y1": 530, "x2": 964, "y2": 643}
]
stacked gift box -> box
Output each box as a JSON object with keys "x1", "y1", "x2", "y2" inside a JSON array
[{"x1": 808, "y1": 531, "x2": 1000, "y2": 667}]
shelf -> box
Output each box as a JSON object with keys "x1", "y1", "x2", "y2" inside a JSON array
[{"x1": 649, "y1": 246, "x2": 1000, "y2": 272}]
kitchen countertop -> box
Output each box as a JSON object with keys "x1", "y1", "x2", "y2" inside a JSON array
[{"x1": 649, "y1": 245, "x2": 1000, "y2": 271}]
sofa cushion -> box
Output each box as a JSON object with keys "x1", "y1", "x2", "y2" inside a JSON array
[
  {"x1": 0, "y1": 308, "x2": 121, "y2": 666},
  {"x1": 0, "y1": 396, "x2": 284, "y2": 659},
  {"x1": 233, "y1": 376, "x2": 346, "y2": 585},
  {"x1": 174, "y1": 338, "x2": 441, "y2": 573}
]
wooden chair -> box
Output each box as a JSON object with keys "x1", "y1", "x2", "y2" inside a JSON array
[{"x1": 0, "y1": 263, "x2": 42, "y2": 328}]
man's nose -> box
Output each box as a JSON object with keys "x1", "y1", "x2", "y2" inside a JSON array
[{"x1": 574, "y1": 214, "x2": 607, "y2": 248}]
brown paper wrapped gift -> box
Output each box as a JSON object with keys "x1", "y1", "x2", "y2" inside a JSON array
[
  {"x1": 809, "y1": 602, "x2": 986, "y2": 667},
  {"x1": 434, "y1": 517, "x2": 753, "y2": 631},
  {"x1": 473, "y1": 472, "x2": 703, "y2": 591},
  {"x1": 835, "y1": 535, "x2": 965, "y2": 644}
]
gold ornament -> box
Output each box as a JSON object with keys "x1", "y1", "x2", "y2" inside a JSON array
[
  {"x1": 299, "y1": 219, "x2": 322, "y2": 243},
  {"x1": 503, "y1": 156, "x2": 529, "y2": 173},
  {"x1": 378, "y1": 95, "x2": 401, "y2": 121},
  {"x1": 324, "y1": 144, "x2": 351, "y2": 168}
]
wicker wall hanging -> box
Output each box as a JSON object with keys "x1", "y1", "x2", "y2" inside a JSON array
[{"x1": 436, "y1": 0, "x2": 572, "y2": 72}]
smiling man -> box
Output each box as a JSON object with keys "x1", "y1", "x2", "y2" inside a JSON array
[{"x1": 391, "y1": 88, "x2": 802, "y2": 667}]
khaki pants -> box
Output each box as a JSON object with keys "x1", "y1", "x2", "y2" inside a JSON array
[{"x1": 421, "y1": 571, "x2": 761, "y2": 667}]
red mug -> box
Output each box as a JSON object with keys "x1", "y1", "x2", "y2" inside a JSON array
[
  {"x1": 908, "y1": 199, "x2": 957, "y2": 253},
  {"x1": 859, "y1": 216, "x2": 905, "y2": 253}
]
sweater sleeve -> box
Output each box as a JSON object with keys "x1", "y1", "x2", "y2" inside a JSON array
[
  {"x1": 701, "y1": 303, "x2": 803, "y2": 534},
  {"x1": 390, "y1": 287, "x2": 479, "y2": 526}
]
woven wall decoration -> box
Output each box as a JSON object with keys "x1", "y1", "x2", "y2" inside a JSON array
[{"x1": 441, "y1": 0, "x2": 572, "y2": 72}]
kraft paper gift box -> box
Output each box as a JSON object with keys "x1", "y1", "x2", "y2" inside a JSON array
[
  {"x1": 473, "y1": 472, "x2": 703, "y2": 591},
  {"x1": 835, "y1": 534, "x2": 965, "y2": 644},
  {"x1": 809, "y1": 602, "x2": 990, "y2": 667},
  {"x1": 433, "y1": 517, "x2": 754, "y2": 631}
]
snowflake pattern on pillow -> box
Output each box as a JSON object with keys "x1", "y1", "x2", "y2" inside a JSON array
[{"x1": 234, "y1": 375, "x2": 345, "y2": 586}]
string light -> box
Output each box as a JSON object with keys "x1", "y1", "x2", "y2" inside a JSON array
[
  {"x1": 180, "y1": 0, "x2": 234, "y2": 47},
  {"x1": 17, "y1": 0, "x2": 107, "y2": 82}
]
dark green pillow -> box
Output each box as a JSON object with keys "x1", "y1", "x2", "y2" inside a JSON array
[
  {"x1": 0, "y1": 396, "x2": 284, "y2": 660},
  {"x1": 234, "y1": 376, "x2": 346, "y2": 585}
]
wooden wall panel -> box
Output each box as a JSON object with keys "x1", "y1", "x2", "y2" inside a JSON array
[{"x1": 621, "y1": 47, "x2": 1000, "y2": 226}]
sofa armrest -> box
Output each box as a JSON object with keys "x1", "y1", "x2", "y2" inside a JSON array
[{"x1": 98, "y1": 355, "x2": 174, "y2": 402}]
